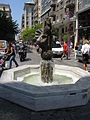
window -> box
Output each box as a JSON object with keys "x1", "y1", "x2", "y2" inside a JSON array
[{"x1": 60, "y1": 14, "x2": 62, "y2": 20}]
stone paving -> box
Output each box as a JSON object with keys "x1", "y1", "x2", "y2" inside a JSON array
[
  {"x1": 0, "y1": 50, "x2": 90, "y2": 120},
  {"x1": 0, "y1": 97, "x2": 90, "y2": 120}
]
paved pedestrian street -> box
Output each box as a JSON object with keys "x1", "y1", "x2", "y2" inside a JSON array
[
  {"x1": 0, "y1": 96, "x2": 90, "y2": 120},
  {"x1": 0, "y1": 50, "x2": 90, "y2": 120}
]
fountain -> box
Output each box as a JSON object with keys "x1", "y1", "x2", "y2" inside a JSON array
[
  {"x1": 38, "y1": 17, "x2": 53, "y2": 83},
  {"x1": 0, "y1": 18, "x2": 90, "y2": 111}
]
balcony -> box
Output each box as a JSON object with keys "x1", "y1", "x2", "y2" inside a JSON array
[
  {"x1": 65, "y1": 0, "x2": 75, "y2": 8},
  {"x1": 50, "y1": 11, "x2": 56, "y2": 17},
  {"x1": 50, "y1": 0, "x2": 57, "y2": 7}
]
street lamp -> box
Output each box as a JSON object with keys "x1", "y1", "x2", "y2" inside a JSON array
[
  {"x1": 66, "y1": 8, "x2": 71, "y2": 58},
  {"x1": 64, "y1": 7, "x2": 77, "y2": 58}
]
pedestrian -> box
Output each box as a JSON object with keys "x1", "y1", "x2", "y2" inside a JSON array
[
  {"x1": 6, "y1": 42, "x2": 19, "y2": 69},
  {"x1": 36, "y1": 44, "x2": 39, "y2": 53},
  {"x1": 81, "y1": 39, "x2": 89, "y2": 71},
  {"x1": 61, "y1": 41, "x2": 68, "y2": 60}
]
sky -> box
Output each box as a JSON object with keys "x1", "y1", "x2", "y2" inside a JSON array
[{"x1": 0, "y1": 0, "x2": 32, "y2": 28}]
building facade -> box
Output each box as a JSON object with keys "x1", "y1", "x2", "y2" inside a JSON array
[
  {"x1": 24, "y1": 2, "x2": 35, "y2": 29},
  {"x1": 21, "y1": 14, "x2": 25, "y2": 33},
  {"x1": 78, "y1": 0, "x2": 90, "y2": 41},
  {"x1": 51, "y1": 0, "x2": 78, "y2": 48},
  {"x1": 41, "y1": 0, "x2": 51, "y2": 22},
  {"x1": 33, "y1": 0, "x2": 42, "y2": 24},
  {"x1": 0, "y1": 4, "x2": 11, "y2": 19}
]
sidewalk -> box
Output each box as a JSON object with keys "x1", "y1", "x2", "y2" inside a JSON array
[{"x1": 54, "y1": 51, "x2": 90, "y2": 72}]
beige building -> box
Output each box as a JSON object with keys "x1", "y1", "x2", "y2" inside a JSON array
[
  {"x1": 0, "y1": 4, "x2": 11, "y2": 18},
  {"x1": 23, "y1": 2, "x2": 35, "y2": 29},
  {"x1": 51, "y1": 0, "x2": 77, "y2": 47},
  {"x1": 21, "y1": 14, "x2": 25, "y2": 33},
  {"x1": 41, "y1": 0, "x2": 51, "y2": 23},
  {"x1": 33, "y1": 0, "x2": 42, "y2": 24}
]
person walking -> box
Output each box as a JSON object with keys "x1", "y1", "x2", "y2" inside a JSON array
[
  {"x1": 6, "y1": 43, "x2": 19, "y2": 69},
  {"x1": 61, "y1": 41, "x2": 68, "y2": 60},
  {"x1": 81, "y1": 39, "x2": 90, "y2": 71}
]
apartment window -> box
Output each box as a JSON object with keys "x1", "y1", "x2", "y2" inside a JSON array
[
  {"x1": 3, "y1": 7, "x2": 5, "y2": 11},
  {"x1": 62, "y1": 28, "x2": 64, "y2": 34},
  {"x1": 53, "y1": 16, "x2": 56, "y2": 21},
  {"x1": 26, "y1": 21, "x2": 28, "y2": 25},
  {"x1": 61, "y1": 1, "x2": 63, "y2": 5},
  {"x1": 57, "y1": 4, "x2": 59, "y2": 8},
  {"x1": 60, "y1": 14, "x2": 63, "y2": 20},
  {"x1": 65, "y1": 27, "x2": 67, "y2": 32}
]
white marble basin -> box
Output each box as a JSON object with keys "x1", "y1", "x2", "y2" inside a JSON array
[{"x1": 0, "y1": 65, "x2": 90, "y2": 111}]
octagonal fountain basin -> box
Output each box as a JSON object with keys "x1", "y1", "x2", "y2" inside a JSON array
[{"x1": 0, "y1": 65, "x2": 90, "y2": 111}]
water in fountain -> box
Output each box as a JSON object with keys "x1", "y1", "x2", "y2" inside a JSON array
[{"x1": 23, "y1": 73, "x2": 73, "y2": 86}]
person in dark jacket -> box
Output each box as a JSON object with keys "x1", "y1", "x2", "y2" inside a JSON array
[{"x1": 6, "y1": 43, "x2": 18, "y2": 69}]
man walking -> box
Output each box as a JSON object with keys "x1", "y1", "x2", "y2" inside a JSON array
[{"x1": 61, "y1": 41, "x2": 68, "y2": 60}]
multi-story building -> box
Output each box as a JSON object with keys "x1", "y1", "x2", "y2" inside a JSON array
[
  {"x1": 53, "y1": 0, "x2": 65, "y2": 40},
  {"x1": 33, "y1": 0, "x2": 42, "y2": 24},
  {"x1": 41, "y1": 0, "x2": 51, "y2": 22},
  {"x1": 24, "y1": 2, "x2": 35, "y2": 29},
  {"x1": 21, "y1": 14, "x2": 25, "y2": 33},
  {"x1": 21, "y1": 14, "x2": 25, "y2": 29},
  {"x1": 0, "y1": 4, "x2": 11, "y2": 18},
  {"x1": 78, "y1": 0, "x2": 90, "y2": 41},
  {"x1": 51, "y1": 0, "x2": 77, "y2": 47}
]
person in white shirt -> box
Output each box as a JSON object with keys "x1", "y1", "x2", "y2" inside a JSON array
[{"x1": 81, "y1": 40, "x2": 89, "y2": 71}]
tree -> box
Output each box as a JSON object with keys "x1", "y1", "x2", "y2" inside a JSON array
[
  {"x1": 0, "y1": 11, "x2": 19, "y2": 42},
  {"x1": 22, "y1": 23, "x2": 42, "y2": 43},
  {"x1": 62, "y1": 34, "x2": 68, "y2": 42},
  {"x1": 22, "y1": 27, "x2": 35, "y2": 42},
  {"x1": 33, "y1": 23, "x2": 42, "y2": 31}
]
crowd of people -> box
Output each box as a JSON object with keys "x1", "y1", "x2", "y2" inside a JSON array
[
  {"x1": 1, "y1": 38, "x2": 90, "y2": 72},
  {"x1": 35, "y1": 39, "x2": 90, "y2": 71}
]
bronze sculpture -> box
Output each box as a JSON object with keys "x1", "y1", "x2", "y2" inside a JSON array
[{"x1": 38, "y1": 17, "x2": 53, "y2": 60}]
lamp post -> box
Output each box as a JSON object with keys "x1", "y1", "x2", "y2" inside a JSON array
[
  {"x1": 66, "y1": 8, "x2": 71, "y2": 58},
  {"x1": 74, "y1": 0, "x2": 78, "y2": 48},
  {"x1": 74, "y1": 0, "x2": 78, "y2": 59}
]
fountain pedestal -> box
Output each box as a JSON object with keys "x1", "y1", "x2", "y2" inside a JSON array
[{"x1": 41, "y1": 60, "x2": 54, "y2": 83}]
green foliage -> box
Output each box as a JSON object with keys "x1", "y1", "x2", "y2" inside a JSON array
[
  {"x1": 22, "y1": 23, "x2": 42, "y2": 43},
  {"x1": 22, "y1": 27, "x2": 35, "y2": 42},
  {"x1": 33, "y1": 23, "x2": 43, "y2": 31},
  {"x1": 62, "y1": 34, "x2": 68, "y2": 42},
  {"x1": 0, "y1": 11, "x2": 19, "y2": 42}
]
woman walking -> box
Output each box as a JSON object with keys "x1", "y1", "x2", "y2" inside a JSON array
[
  {"x1": 81, "y1": 39, "x2": 89, "y2": 71},
  {"x1": 6, "y1": 43, "x2": 19, "y2": 69}
]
